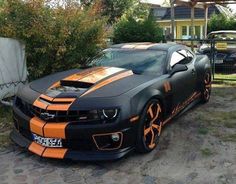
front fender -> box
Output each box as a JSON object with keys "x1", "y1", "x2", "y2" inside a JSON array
[{"x1": 130, "y1": 87, "x2": 166, "y2": 117}]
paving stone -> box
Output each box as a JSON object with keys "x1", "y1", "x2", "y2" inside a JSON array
[
  {"x1": 0, "y1": 175, "x2": 8, "y2": 181},
  {"x1": 142, "y1": 175, "x2": 157, "y2": 184},
  {"x1": 13, "y1": 175, "x2": 27, "y2": 182},
  {"x1": 91, "y1": 166, "x2": 108, "y2": 177},
  {"x1": 14, "y1": 169, "x2": 24, "y2": 174}
]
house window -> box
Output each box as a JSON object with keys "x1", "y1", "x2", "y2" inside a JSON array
[
  {"x1": 182, "y1": 26, "x2": 187, "y2": 36},
  {"x1": 164, "y1": 26, "x2": 172, "y2": 39},
  {"x1": 195, "y1": 26, "x2": 201, "y2": 39},
  {"x1": 189, "y1": 26, "x2": 193, "y2": 38}
]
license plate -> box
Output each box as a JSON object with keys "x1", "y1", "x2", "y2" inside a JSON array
[
  {"x1": 215, "y1": 59, "x2": 224, "y2": 64},
  {"x1": 32, "y1": 133, "x2": 63, "y2": 148}
]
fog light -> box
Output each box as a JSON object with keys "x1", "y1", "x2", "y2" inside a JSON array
[{"x1": 111, "y1": 133, "x2": 120, "y2": 142}]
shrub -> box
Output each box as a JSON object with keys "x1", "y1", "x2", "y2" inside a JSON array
[
  {"x1": 113, "y1": 16, "x2": 163, "y2": 44},
  {"x1": 208, "y1": 14, "x2": 236, "y2": 33},
  {"x1": 0, "y1": 0, "x2": 107, "y2": 80}
]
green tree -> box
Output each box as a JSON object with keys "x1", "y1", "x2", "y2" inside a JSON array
[
  {"x1": 125, "y1": 1, "x2": 150, "y2": 20},
  {"x1": 113, "y1": 16, "x2": 163, "y2": 43},
  {"x1": 80, "y1": 0, "x2": 94, "y2": 7},
  {"x1": 208, "y1": 14, "x2": 236, "y2": 33},
  {"x1": 101, "y1": 0, "x2": 135, "y2": 24},
  {"x1": 81, "y1": 0, "x2": 137, "y2": 24},
  {"x1": 0, "y1": 0, "x2": 107, "y2": 80},
  {"x1": 0, "y1": 0, "x2": 6, "y2": 8}
]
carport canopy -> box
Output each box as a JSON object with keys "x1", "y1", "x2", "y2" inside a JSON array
[{"x1": 170, "y1": 0, "x2": 236, "y2": 39}]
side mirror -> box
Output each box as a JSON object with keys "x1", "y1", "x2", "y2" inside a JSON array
[{"x1": 170, "y1": 64, "x2": 188, "y2": 76}]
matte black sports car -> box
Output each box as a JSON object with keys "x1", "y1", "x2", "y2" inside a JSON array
[{"x1": 11, "y1": 43, "x2": 212, "y2": 161}]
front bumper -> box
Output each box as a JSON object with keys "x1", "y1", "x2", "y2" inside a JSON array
[
  {"x1": 10, "y1": 129, "x2": 134, "y2": 161},
  {"x1": 12, "y1": 104, "x2": 138, "y2": 161}
]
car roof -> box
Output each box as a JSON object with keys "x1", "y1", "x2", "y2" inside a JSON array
[
  {"x1": 109, "y1": 42, "x2": 184, "y2": 51},
  {"x1": 209, "y1": 30, "x2": 236, "y2": 34}
]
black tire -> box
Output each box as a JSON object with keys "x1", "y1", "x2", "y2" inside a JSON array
[
  {"x1": 136, "y1": 99, "x2": 163, "y2": 153},
  {"x1": 201, "y1": 71, "x2": 212, "y2": 103}
]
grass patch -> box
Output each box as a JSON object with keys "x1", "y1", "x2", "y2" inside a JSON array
[
  {"x1": 212, "y1": 84, "x2": 236, "y2": 98},
  {"x1": 213, "y1": 73, "x2": 236, "y2": 86},
  {"x1": 194, "y1": 109, "x2": 236, "y2": 142},
  {"x1": 224, "y1": 121, "x2": 236, "y2": 128},
  {"x1": 214, "y1": 73, "x2": 236, "y2": 80},
  {"x1": 0, "y1": 132, "x2": 11, "y2": 148},
  {"x1": 221, "y1": 134, "x2": 236, "y2": 142},
  {"x1": 0, "y1": 105, "x2": 13, "y2": 133},
  {"x1": 200, "y1": 148, "x2": 213, "y2": 157},
  {"x1": 198, "y1": 127, "x2": 209, "y2": 135},
  {"x1": 196, "y1": 111, "x2": 236, "y2": 128}
]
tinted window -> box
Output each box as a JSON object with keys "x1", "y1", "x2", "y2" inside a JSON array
[
  {"x1": 187, "y1": 50, "x2": 194, "y2": 61},
  {"x1": 90, "y1": 49, "x2": 167, "y2": 76},
  {"x1": 170, "y1": 50, "x2": 193, "y2": 67},
  {"x1": 208, "y1": 33, "x2": 236, "y2": 40}
]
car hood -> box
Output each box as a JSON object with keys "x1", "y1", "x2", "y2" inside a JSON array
[{"x1": 30, "y1": 66, "x2": 155, "y2": 99}]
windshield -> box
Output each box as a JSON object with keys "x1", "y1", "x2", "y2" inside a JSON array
[{"x1": 90, "y1": 49, "x2": 167, "y2": 76}]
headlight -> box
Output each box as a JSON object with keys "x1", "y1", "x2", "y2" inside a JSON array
[{"x1": 102, "y1": 109, "x2": 118, "y2": 120}]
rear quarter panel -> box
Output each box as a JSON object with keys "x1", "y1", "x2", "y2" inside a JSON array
[{"x1": 195, "y1": 54, "x2": 211, "y2": 90}]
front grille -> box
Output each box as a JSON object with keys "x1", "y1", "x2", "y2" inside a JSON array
[
  {"x1": 30, "y1": 106, "x2": 100, "y2": 123},
  {"x1": 15, "y1": 97, "x2": 101, "y2": 123}
]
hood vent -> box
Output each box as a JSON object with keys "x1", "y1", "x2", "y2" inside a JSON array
[{"x1": 60, "y1": 80, "x2": 93, "y2": 89}]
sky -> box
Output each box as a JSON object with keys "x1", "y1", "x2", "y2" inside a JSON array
[{"x1": 141, "y1": 0, "x2": 236, "y2": 13}]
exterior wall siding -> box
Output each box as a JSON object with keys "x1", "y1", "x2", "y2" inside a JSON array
[{"x1": 158, "y1": 19, "x2": 205, "y2": 39}]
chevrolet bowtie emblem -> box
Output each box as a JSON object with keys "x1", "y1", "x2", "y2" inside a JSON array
[{"x1": 40, "y1": 112, "x2": 55, "y2": 121}]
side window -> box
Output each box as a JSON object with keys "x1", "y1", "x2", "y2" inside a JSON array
[
  {"x1": 170, "y1": 49, "x2": 193, "y2": 67},
  {"x1": 187, "y1": 50, "x2": 194, "y2": 61}
]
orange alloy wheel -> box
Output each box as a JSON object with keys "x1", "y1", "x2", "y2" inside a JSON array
[
  {"x1": 202, "y1": 72, "x2": 212, "y2": 102},
  {"x1": 136, "y1": 99, "x2": 163, "y2": 153}
]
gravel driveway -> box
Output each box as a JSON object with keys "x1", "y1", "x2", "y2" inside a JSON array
[{"x1": 0, "y1": 84, "x2": 235, "y2": 184}]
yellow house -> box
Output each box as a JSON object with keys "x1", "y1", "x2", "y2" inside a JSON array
[{"x1": 151, "y1": 5, "x2": 233, "y2": 39}]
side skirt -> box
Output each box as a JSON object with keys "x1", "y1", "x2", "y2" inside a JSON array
[{"x1": 162, "y1": 92, "x2": 201, "y2": 126}]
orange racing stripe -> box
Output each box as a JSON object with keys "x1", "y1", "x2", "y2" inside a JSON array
[
  {"x1": 33, "y1": 99, "x2": 48, "y2": 110},
  {"x1": 52, "y1": 98, "x2": 75, "y2": 103},
  {"x1": 28, "y1": 142, "x2": 45, "y2": 156},
  {"x1": 47, "y1": 104, "x2": 72, "y2": 111},
  {"x1": 30, "y1": 117, "x2": 45, "y2": 137},
  {"x1": 80, "y1": 70, "x2": 133, "y2": 97},
  {"x1": 49, "y1": 67, "x2": 125, "y2": 90},
  {"x1": 28, "y1": 142, "x2": 67, "y2": 159},
  {"x1": 40, "y1": 94, "x2": 54, "y2": 102},
  {"x1": 44, "y1": 123, "x2": 68, "y2": 139},
  {"x1": 42, "y1": 148, "x2": 67, "y2": 159},
  {"x1": 79, "y1": 67, "x2": 125, "y2": 84},
  {"x1": 62, "y1": 67, "x2": 106, "y2": 82},
  {"x1": 48, "y1": 67, "x2": 106, "y2": 89}
]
